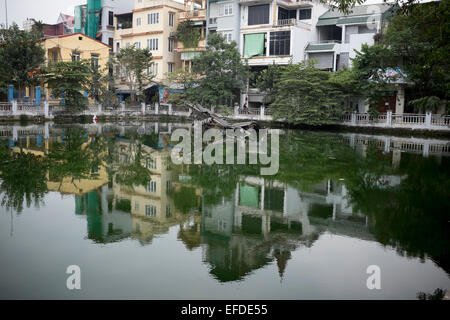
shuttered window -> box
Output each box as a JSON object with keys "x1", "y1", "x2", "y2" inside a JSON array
[{"x1": 248, "y1": 5, "x2": 269, "y2": 25}]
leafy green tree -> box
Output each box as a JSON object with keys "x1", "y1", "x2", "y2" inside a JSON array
[
  {"x1": 352, "y1": 1, "x2": 450, "y2": 113},
  {"x1": 45, "y1": 60, "x2": 91, "y2": 110},
  {"x1": 0, "y1": 23, "x2": 45, "y2": 100},
  {"x1": 185, "y1": 34, "x2": 249, "y2": 109},
  {"x1": 265, "y1": 62, "x2": 350, "y2": 125},
  {"x1": 114, "y1": 45, "x2": 154, "y2": 103},
  {"x1": 176, "y1": 19, "x2": 202, "y2": 49}
]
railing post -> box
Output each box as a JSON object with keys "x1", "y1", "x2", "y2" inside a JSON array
[
  {"x1": 141, "y1": 102, "x2": 146, "y2": 115},
  {"x1": 425, "y1": 111, "x2": 432, "y2": 127},
  {"x1": 155, "y1": 102, "x2": 159, "y2": 115},
  {"x1": 120, "y1": 102, "x2": 125, "y2": 112},
  {"x1": 387, "y1": 110, "x2": 392, "y2": 126},
  {"x1": 12, "y1": 100, "x2": 17, "y2": 116},
  {"x1": 168, "y1": 103, "x2": 173, "y2": 116},
  {"x1": 234, "y1": 104, "x2": 239, "y2": 117},
  {"x1": 98, "y1": 103, "x2": 102, "y2": 115},
  {"x1": 351, "y1": 111, "x2": 356, "y2": 125},
  {"x1": 260, "y1": 105, "x2": 265, "y2": 120},
  {"x1": 35, "y1": 86, "x2": 41, "y2": 107},
  {"x1": 44, "y1": 101, "x2": 49, "y2": 118},
  {"x1": 8, "y1": 85, "x2": 14, "y2": 103}
]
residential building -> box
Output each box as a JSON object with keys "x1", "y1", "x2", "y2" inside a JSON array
[
  {"x1": 23, "y1": 14, "x2": 75, "y2": 37},
  {"x1": 177, "y1": 0, "x2": 207, "y2": 72},
  {"x1": 239, "y1": 0, "x2": 328, "y2": 108},
  {"x1": 113, "y1": 0, "x2": 185, "y2": 100},
  {"x1": 305, "y1": 3, "x2": 394, "y2": 71},
  {"x1": 74, "y1": 0, "x2": 134, "y2": 46},
  {"x1": 42, "y1": 33, "x2": 111, "y2": 101},
  {"x1": 206, "y1": 0, "x2": 240, "y2": 47}
]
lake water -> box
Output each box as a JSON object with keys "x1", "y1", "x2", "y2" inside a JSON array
[{"x1": 0, "y1": 122, "x2": 449, "y2": 299}]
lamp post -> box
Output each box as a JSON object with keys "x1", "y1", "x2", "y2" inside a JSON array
[{"x1": 4, "y1": 0, "x2": 8, "y2": 28}]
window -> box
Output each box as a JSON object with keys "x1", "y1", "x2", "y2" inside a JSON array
[
  {"x1": 145, "y1": 205, "x2": 157, "y2": 217},
  {"x1": 135, "y1": 41, "x2": 141, "y2": 49},
  {"x1": 248, "y1": 5, "x2": 269, "y2": 25},
  {"x1": 278, "y1": 7, "x2": 296, "y2": 21},
  {"x1": 136, "y1": 17, "x2": 142, "y2": 26},
  {"x1": 166, "y1": 204, "x2": 171, "y2": 217},
  {"x1": 221, "y1": 32, "x2": 232, "y2": 43},
  {"x1": 135, "y1": 202, "x2": 140, "y2": 212},
  {"x1": 108, "y1": 37, "x2": 113, "y2": 48},
  {"x1": 222, "y1": 3, "x2": 233, "y2": 16},
  {"x1": 169, "y1": 12, "x2": 174, "y2": 27},
  {"x1": 270, "y1": 31, "x2": 290, "y2": 56},
  {"x1": 168, "y1": 63, "x2": 174, "y2": 73},
  {"x1": 148, "y1": 63, "x2": 158, "y2": 75},
  {"x1": 168, "y1": 38, "x2": 174, "y2": 52},
  {"x1": 166, "y1": 180, "x2": 172, "y2": 193},
  {"x1": 72, "y1": 52, "x2": 80, "y2": 61},
  {"x1": 147, "y1": 181, "x2": 157, "y2": 193},
  {"x1": 146, "y1": 157, "x2": 157, "y2": 169},
  {"x1": 299, "y1": 8, "x2": 312, "y2": 20},
  {"x1": 108, "y1": 11, "x2": 114, "y2": 26},
  {"x1": 147, "y1": 38, "x2": 158, "y2": 50},
  {"x1": 116, "y1": 42, "x2": 120, "y2": 52},
  {"x1": 148, "y1": 12, "x2": 159, "y2": 24},
  {"x1": 91, "y1": 54, "x2": 99, "y2": 69}
]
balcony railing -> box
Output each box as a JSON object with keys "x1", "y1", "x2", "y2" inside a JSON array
[{"x1": 179, "y1": 9, "x2": 206, "y2": 20}]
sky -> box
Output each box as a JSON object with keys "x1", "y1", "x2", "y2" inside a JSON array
[
  {"x1": 0, "y1": 0, "x2": 398, "y2": 28},
  {"x1": 0, "y1": 0, "x2": 86, "y2": 27}
]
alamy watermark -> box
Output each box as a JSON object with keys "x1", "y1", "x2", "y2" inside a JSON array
[{"x1": 170, "y1": 121, "x2": 280, "y2": 176}]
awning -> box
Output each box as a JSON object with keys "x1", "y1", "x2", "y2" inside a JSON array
[
  {"x1": 316, "y1": 18, "x2": 339, "y2": 27},
  {"x1": 244, "y1": 33, "x2": 265, "y2": 58},
  {"x1": 305, "y1": 43, "x2": 336, "y2": 51}
]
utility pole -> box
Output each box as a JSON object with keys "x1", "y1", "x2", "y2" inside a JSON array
[{"x1": 4, "y1": 0, "x2": 8, "y2": 28}]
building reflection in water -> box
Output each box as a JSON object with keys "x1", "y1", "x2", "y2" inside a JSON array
[{"x1": 1, "y1": 123, "x2": 449, "y2": 282}]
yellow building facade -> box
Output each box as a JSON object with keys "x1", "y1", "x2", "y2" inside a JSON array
[
  {"x1": 114, "y1": 0, "x2": 184, "y2": 89},
  {"x1": 42, "y1": 33, "x2": 111, "y2": 101}
]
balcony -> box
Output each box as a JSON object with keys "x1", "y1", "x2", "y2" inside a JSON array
[
  {"x1": 176, "y1": 39, "x2": 206, "y2": 53},
  {"x1": 274, "y1": 18, "x2": 311, "y2": 28},
  {"x1": 178, "y1": 9, "x2": 207, "y2": 21},
  {"x1": 275, "y1": 0, "x2": 313, "y2": 7}
]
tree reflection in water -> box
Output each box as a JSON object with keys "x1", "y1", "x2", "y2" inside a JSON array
[{"x1": 0, "y1": 125, "x2": 449, "y2": 284}]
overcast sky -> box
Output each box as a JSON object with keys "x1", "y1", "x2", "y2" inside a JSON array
[{"x1": 0, "y1": 0, "x2": 394, "y2": 28}]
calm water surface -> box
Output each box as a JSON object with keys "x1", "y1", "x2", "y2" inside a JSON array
[{"x1": 0, "y1": 122, "x2": 449, "y2": 299}]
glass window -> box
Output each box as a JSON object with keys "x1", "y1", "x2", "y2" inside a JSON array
[
  {"x1": 169, "y1": 13, "x2": 174, "y2": 27},
  {"x1": 168, "y1": 63, "x2": 174, "y2": 73},
  {"x1": 269, "y1": 31, "x2": 290, "y2": 56},
  {"x1": 299, "y1": 8, "x2": 312, "y2": 20},
  {"x1": 136, "y1": 17, "x2": 141, "y2": 26},
  {"x1": 223, "y1": 3, "x2": 233, "y2": 16},
  {"x1": 72, "y1": 52, "x2": 80, "y2": 61},
  {"x1": 147, "y1": 38, "x2": 159, "y2": 50},
  {"x1": 91, "y1": 54, "x2": 99, "y2": 69},
  {"x1": 109, "y1": 11, "x2": 114, "y2": 26},
  {"x1": 248, "y1": 5, "x2": 269, "y2": 26},
  {"x1": 148, "y1": 12, "x2": 159, "y2": 24},
  {"x1": 168, "y1": 38, "x2": 174, "y2": 52}
]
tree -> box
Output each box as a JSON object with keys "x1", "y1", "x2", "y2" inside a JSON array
[
  {"x1": 45, "y1": 60, "x2": 91, "y2": 110},
  {"x1": 352, "y1": 1, "x2": 450, "y2": 113},
  {"x1": 0, "y1": 23, "x2": 45, "y2": 101},
  {"x1": 176, "y1": 19, "x2": 202, "y2": 49},
  {"x1": 259, "y1": 62, "x2": 350, "y2": 125},
  {"x1": 114, "y1": 45, "x2": 154, "y2": 103},
  {"x1": 185, "y1": 34, "x2": 249, "y2": 109}
]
